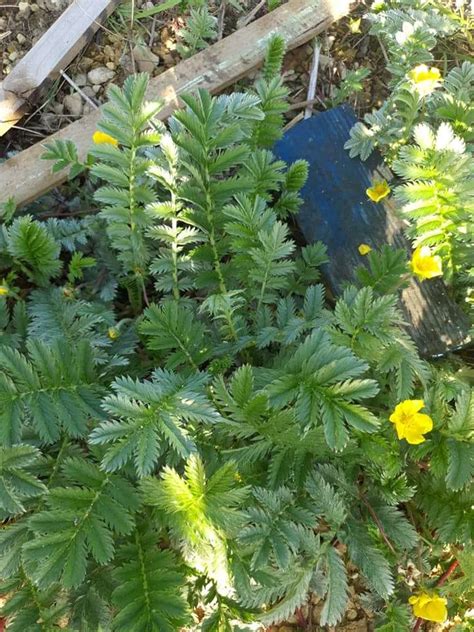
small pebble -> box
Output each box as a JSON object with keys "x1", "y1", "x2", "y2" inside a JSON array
[
  {"x1": 8, "y1": 52, "x2": 19, "y2": 62},
  {"x1": 87, "y1": 66, "x2": 115, "y2": 85},
  {"x1": 18, "y1": 2, "x2": 31, "y2": 17},
  {"x1": 132, "y1": 43, "x2": 160, "y2": 74},
  {"x1": 119, "y1": 52, "x2": 134, "y2": 75},
  {"x1": 73, "y1": 73, "x2": 87, "y2": 87},
  {"x1": 17, "y1": 34, "x2": 27, "y2": 45},
  {"x1": 52, "y1": 102, "x2": 64, "y2": 115},
  {"x1": 80, "y1": 57, "x2": 94, "y2": 70},
  {"x1": 103, "y1": 45, "x2": 115, "y2": 58},
  {"x1": 82, "y1": 86, "x2": 96, "y2": 99},
  {"x1": 63, "y1": 93, "x2": 83, "y2": 117},
  {"x1": 347, "y1": 608, "x2": 358, "y2": 621}
]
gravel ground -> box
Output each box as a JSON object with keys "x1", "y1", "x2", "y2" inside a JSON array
[{"x1": 0, "y1": 0, "x2": 387, "y2": 156}]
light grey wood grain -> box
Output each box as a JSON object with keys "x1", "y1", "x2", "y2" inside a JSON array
[
  {"x1": 0, "y1": 0, "x2": 351, "y2": 205},
  {"x1": 0, "y1": 0, "x2": 121, "y2": 135}
]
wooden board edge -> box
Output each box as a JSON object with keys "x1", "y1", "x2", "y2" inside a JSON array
[
  {"x1": 0, "y1": 0, "x2": 351, "y2": 207},
  {"x1": 0, "y1": 0, "x2": 121, "y2": 137}
]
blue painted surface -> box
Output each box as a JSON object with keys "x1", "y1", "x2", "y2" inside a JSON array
[
  {"x1": 273, "y1": 105, "x2": 470, "y2": 357},
  {"x1": 274, "y1": 105, "x2": 396, "y2": 292}
]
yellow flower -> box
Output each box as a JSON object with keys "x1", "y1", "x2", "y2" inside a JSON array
[
  {"x1": 0, "y1": 285, "x2": 8, "y2": 296},
  {"x1": 358, "y1": 243, "x2": 372, "y2": 255},
  {"x1": 93, "y1": 131, "x2": 118, "y2": 146},
  {"x1": 108, "y1": 327, "x2": 119, "y2": 340},
  {"x1": 409, "y1": 65, "x2": 442, "y2": 97},
  {"x1": 409, "y1": 593, "x2": 448, "y2": 623},
  {"x1": 366, "y1": 180, "x2": 390, "y2": 202},
  {"x1": 389, "y1": 400, "x2": 433, "y2": 445},
  {"x1": 411, "y1": 245, "x2": 442, "y2": 281}
]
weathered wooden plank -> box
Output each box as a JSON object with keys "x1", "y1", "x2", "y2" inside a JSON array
[
  {"x1": 0, "y1": 0, "x2": 121, "y2": 136},
  {"x1": 274, "y1": 105, "x2": 471, "y2": 358},
  {"x1": 0, "y1": 0, "x2": 351, "y2": 207}
]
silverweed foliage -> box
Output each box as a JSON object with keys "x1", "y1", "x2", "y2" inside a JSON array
[
  {"x1": 346, "y1": 0, "x2": 473, "y2": 301},
  {"x1": 0, "y1": 36, "x2": 472, "y2": 632}
]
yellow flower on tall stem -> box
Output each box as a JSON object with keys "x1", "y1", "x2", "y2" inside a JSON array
[
  {"x1": 409, "y1": 593, "x2": 448, "y2": 623},
  {"x1": 93, "y1": 131, "x2": 118, "y2": 146},
  {"x1": 409, "y1": 65, "x2": 442, "y2": 97},
  {"x1": 411, "y1": 245, "x2": 442, "y2": 281},
  {"x1": 389, "y1": 400, "x2": 433, "y2": 444},
  {"x1": 366, "y1": 180, "x2": 390, "y2": 202}
]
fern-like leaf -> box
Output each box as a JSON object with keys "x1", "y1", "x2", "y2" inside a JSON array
[
  {"x1": 112, "y1": 525, "x2": 190, "y2": 632},
  {"x1": 0, "y1": 339, "x2": 104, "y2": 445},
  {"x1": 91, "y1": 370, "x2": 219, "y2": 476}
]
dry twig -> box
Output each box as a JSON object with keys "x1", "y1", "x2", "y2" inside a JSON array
[
  {"x1": 237, "y1": 0, "x2": 266, "y2": 28},
  {"x1": 304, "y1": 39, "x2": 321, "y2": 119},
  {"x1": 59, "y1": 70, "x2": 99, "y2": 110},
  {"x1": 217, "y1": 1, "x2": 226, "y2": 40}
]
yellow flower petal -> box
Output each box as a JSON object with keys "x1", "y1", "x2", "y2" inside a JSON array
[
  {"x1": 93, "y1": 131, "x2": 118, "y2": 146},
  {"x1": 413, "y1": 413, "x2": 433, "y2": 434},
  {"x1": 410, "y1": 65, "x2": 441, "y2": 83},
  {"x1": 423, "y1": 597, "x2": 448, "y2": 623},
  {"x1": 0, "y1": 286, "x2": 8, "y2": 296},
  {"x1": 403, "y1": 427, "x2": 427, "y2": 445},
  {"x1": 409, "y1": 65, "x2": 442, "y2": 97},
  {"x1": 389, "y1": 399, "x2": 424, "y2": 423},
  {"x1": 389, "y1": 400, "x2": 433, "y2": 444},
  {"x1": 411, "y1": 246, "x2": 443, "y2": 281},
  {"x1": 366, "y1": 180, "x2": 390, "y2": 202},
  {"x1": 395, "y1": 422, "x2": 407, "y2": 441},
  {"x1": 358, "y1": 243, "x2": 372, "y2": 255},
  {"x1": 410, "y1": 593, "x2": 447, "y2": 623}
]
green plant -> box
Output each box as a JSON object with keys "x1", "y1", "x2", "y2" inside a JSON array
[
  {"x1": 0, "y1": 36, "x2": 472, "y2": 631},
  {"x1": 176, "y1": 5, "x2": 217, "y2": 57},
  {"x1": 330, "y1": 67, "x2": 371, "y2": 107},
  {"x1": 345, "y1": 0, "x2": 473, "y2": 302},
  {"x1": 392, "y1": 121, "x2": 472, "y2": 284}
]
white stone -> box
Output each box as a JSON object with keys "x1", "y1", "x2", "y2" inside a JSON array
[
  {"x1": 18, "y1": 2, "x2": 31, "y2": 16},
  {"x1": 87, "y1": 66, "x2": 115, "y2": 85},
  {"x1": 63, "y1": 93, "x2": 83, "y2": 117},
  {"x1": 73, "y1": 73, "x2": 87, "y2": 87}
]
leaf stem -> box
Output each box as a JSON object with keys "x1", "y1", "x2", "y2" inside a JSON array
[{"x1": 359, "y1": 492, "x2": 396, "y2": 555}]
